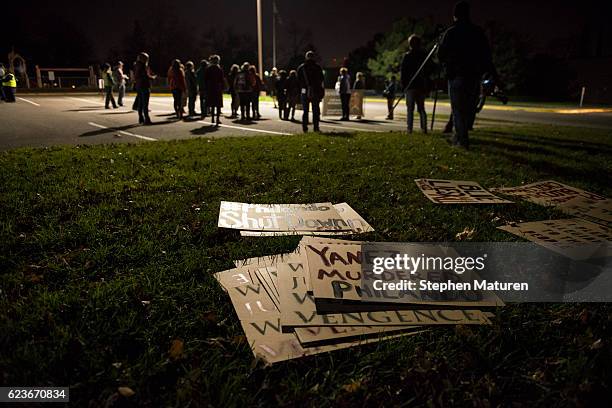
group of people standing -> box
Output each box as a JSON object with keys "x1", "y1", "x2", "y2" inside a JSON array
[
  {"x1": 96, "y1": 1, "x2": 493, "y2": 147},
  {"x1": 383, "y1": 0, "x2": 495, "y2": 148}
]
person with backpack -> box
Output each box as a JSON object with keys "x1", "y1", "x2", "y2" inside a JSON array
[
  {"x1": 101, "y1": 63, "x2": 117, "y2": 109},
  {"x1": 297, "y1": 51, "x2": 324, "y2": 132},
  {"x1": 234, "y1": 62, "x2": 253, "y2": 121}
]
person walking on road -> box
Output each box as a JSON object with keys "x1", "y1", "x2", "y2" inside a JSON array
[
  {"x1": 101, "y1": 63, "x2": 117, "y2": 109},
  {"x1": 185, "y1": 61, "x2": 198, "y2": 117},
  {"x1": 114, "y1": 61, "x2": 128, "y2": 107},
  {"x1": 336, "y1": 67, "x2": 352, "y2": 121},
  {"x1": 383, "y1": 75, "x2": 398, "y2": 120},
  {"x1": 438, "y1": 0, "x2": 494, "y2": 149},
  {"x1": 297, "y1": 51, "x2": 325, "y2": 132},
  {"x1": 204, "y1": 55, "x2": 225, "y2": 126},
  {"x1": 400, "y1": 34, "x2": 433, "y2": 134},
  {"x1": 168, "y1": 59, "x2": 187, "y2": 119},
  {"x1": 285, "y1": 70, "x2": 300, "y2": 121},
  {"x1": 134, "y1": 52, "x2": 156, "y2": 125},
  {"x1": 275, "y1": 69, "x2": 288, "y2": 120}
]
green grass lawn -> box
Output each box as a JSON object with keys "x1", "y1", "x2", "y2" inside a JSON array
[{"x1": 1, "y1": 125, "x2": 611, "y2": 406}]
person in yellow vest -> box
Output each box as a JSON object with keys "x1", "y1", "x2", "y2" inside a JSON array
[{"x1": 1, "y1": 67, "x2": 17, "y2": 102}]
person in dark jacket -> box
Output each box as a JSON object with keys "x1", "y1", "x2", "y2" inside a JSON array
[
  {"x1": 275, "y1": 70, "x2": 288, "y2": 120},
  {"x1": 250, "y1": 66, "x2": 263, "y2": 120},
  {"x1": 227, "y1": 64, "x2": 240, "y2": 118},
  {"x1": 185, "y1": 61, "x2": 198, "y2": 117},
  {"x1": 196, "y1": 59, "x2": 208, "y2": 119},
  {"x1": 101, "y1": 63, "x2": 117, "y2": 109},
  {"x1": 383, "y1": 75, "x2": 398, "y2": 120},
  {"x1": 438, "y1": 0, "x2": 494, "y2": 148},
  {"x1": 204, "y1": 55, "x2": 225, "y2": 125},
  {"x1": 337, "y1": 67, "x2": 351, "y2": 121},
  {"x1": 268, "y1": 67, "x2": 278, "y2": 108},
  {"x1": 297, "y1": 51, "x2": 324, "y2": 132},
  {"x1": 400, "y1": 34, "x2": 433, "y2": 133},
  {"x1": 234, "y1": 62, "x2": 253, "y2": 121},
  {"x1": 285, "y1": 70, "x2": 300, "y2": 121},
  {"x1": 134, "y1": 52, "x2": 156, "y2": 125}
]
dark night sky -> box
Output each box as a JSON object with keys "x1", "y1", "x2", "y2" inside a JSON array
[{"x1": 7, "y1": 0, "x2": 610, "y2": 65}]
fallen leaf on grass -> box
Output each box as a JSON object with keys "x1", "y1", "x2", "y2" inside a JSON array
[
  {"x1": 169, "y1": 339, "x2": 184, "y2": 360},
  {"x1": 590, "y1": 339, "x2": 603, "y2": 350},
  {"x1": 117, "y1": 387, "x2": 135, "y2": 397},
  {"x1": 342, "y1": 379, "x2": 364, "y2": 393},
  {"x1": 456, "y1": 227, "x2": 475, "y2": 241},
  {"x1": 202, "y1": 311, "x2": 217, "y2": 323}
]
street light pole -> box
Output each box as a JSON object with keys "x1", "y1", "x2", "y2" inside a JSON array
[
  {"x1": 257, "y1": 0, "x2": 264, "y2": 79},
  {"x1": 272, "y1": 0, "x2": 277, "y2": 68}
]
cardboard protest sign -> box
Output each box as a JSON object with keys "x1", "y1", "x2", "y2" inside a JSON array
[
  {"x1": 294, "y1": 325, "x2": 423, "y2": 346},
  {"x1": 350, "y1": 90, "x2": 364, "y2": 116},
  {"x1": 305, "y1": 242, "x2": 503, "y2": 308},
  {"x1": 322, "y1": 90, "x2": 343, "y2": 117},
  {"x1": 234, "y1": 253, "x2": 293, "y2": 268},
  {"x1": 238, "y1": 203, "x2": 373, "y2": 236},
  {"x1": 492, "y1": 180, "x2": 605, "y2": 207},
  {"x1": 254, "y1": 268, "x2": 281, "y2": 309},
  {"x1": 226, "y1": 283, "x2": 279, "y2": 320},
  {"x1": 214, "y1": 266, "x2": 256, "y2": 292},
  {"x1": 558, "y1": 197, "x2": 612, "y2": 228},
  {"x1": 498, "y1": 218, "x2": 612, "y2": 260},
  {"x1": 218, "y1": 201, "x2": 351, "y2": 232},
  {"x1": 241, "y1": 316, "x2": 423, "y2": 364},
  {"x1": 415, "y1": 179, "x2": 512, "y2": 204},
  {"x1": 277, "y1": 256, "x2": 492, "y2": 327}
]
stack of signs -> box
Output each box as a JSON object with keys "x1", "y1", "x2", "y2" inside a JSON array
[
  {"x1": 218, "y1": 201, "x2": 374, "y2": 236},
  {"x1": 415, "y1": 179, "x2": 513, "y2": 204},
  {"x1": 214, "y1": 237, "x2": 500, "y2": 364},
  {"x1": 492, "y1": 180, "x2": 612, "y2": 227}
]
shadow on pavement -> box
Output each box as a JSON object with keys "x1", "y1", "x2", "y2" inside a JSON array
[{"x1": 190, "y1": 125, "x2": 221, "y2": 135}]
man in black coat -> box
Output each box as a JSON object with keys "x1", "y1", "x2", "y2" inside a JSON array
[
  {"x1": 297, "y1": 51, "x2": 325, "y2": 133},
  {"x1": 438, "y1": 1, "x2": 494, "y2": 148}
]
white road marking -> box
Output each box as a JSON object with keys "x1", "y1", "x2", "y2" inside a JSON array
[
  {"x1": 17, "y1": 97, "x2": 41, "y2": 106},
  {"x1": 67, "y1": 96, "x2": 105, "y2": 105},
  {"x1": 318, "y1": 123, "x2": 384, "y2": 133},
  {"x1": 88, "y1": 122, "x2": 157, "y2": 141},
  {"x1": 198, "y1": 121, "x2": 293, "y2": 135}
]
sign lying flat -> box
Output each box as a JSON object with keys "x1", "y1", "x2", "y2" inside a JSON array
[{"x1": 415, "y1": 179, "x2": 512, "y2": 204}]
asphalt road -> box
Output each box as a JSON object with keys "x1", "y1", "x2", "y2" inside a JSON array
[{"x1": 0, "y1": 94, "x2": 610, "y2": 150}]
